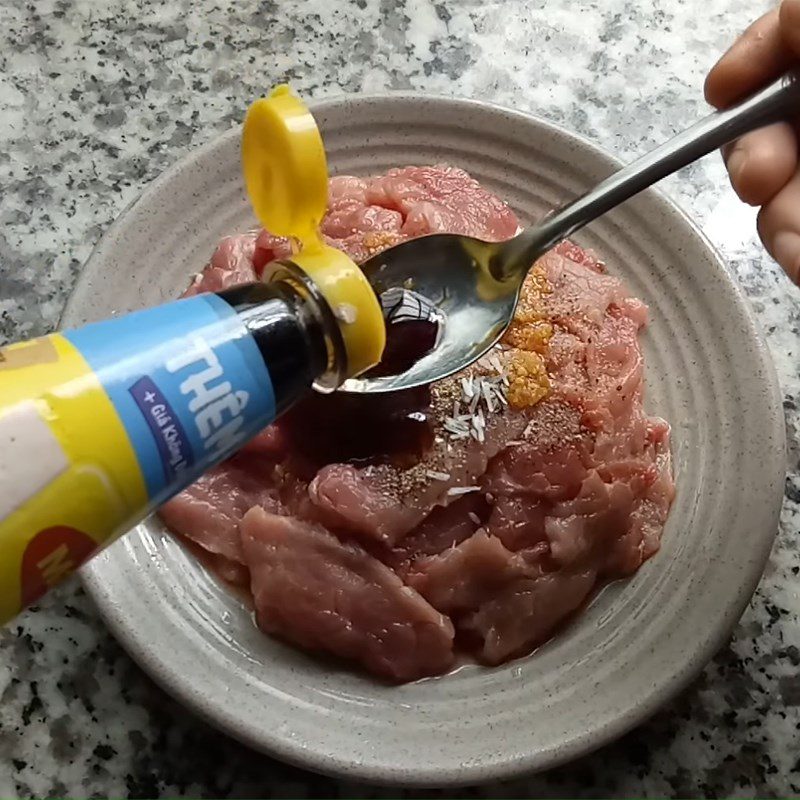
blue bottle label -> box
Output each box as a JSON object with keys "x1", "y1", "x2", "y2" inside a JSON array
[{"x1": 65, "y1": 294, "x2": 276, "y2": 504}]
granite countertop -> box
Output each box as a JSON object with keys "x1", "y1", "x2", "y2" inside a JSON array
[{"x1": 1, "y1": 0, "x2": 799, "y2": 796}]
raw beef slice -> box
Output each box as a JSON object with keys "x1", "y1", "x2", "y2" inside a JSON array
[
  {"x1": 159, "y1": 165, "x2": 675, "y2": 681},
  {"x1": 240, "y1": 507, "x2": 455, "y2": 681}
]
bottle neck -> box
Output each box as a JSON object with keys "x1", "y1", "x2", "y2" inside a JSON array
[{"x1": 216, "y1": 279, "x2": 333, "y2": 415}]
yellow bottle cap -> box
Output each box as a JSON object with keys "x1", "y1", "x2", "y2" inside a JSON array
[
  {"x1": 242, "y1": 85, "x2": 327, "y2": 243},
  {"x1": 242, "y1": 86, "x2": 385, "y2": 379}
]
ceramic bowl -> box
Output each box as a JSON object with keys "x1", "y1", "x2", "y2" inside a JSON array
[{"x1": 61, "y1": 94, "x2": 785, "y2": 787}]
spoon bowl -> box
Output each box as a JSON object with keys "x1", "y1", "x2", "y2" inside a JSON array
[{"x1": 341, "y1": 234, "x2": 518, "y2": 393}]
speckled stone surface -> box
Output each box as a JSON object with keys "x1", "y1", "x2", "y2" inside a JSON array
[{"x1": 0, "y1": 0, "x2": 798, "y2": 796}]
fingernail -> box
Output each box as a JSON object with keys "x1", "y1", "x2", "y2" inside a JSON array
[
  {"x1": 771, "y1": 231, "x2": 800, "y2": 282},
  {"x1": 726, "y1": 148, "x2": 746, "y2": 185}
]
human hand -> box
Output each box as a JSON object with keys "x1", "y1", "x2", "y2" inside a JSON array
[{"x1": 706, "y1": 0, "x2": 800, "y2": 283}]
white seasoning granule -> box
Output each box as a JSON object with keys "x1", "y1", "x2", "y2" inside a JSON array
[
  {"x1": 444, "y1": 417, "x2": 469, "y2": 437},
  {"x1": 446, "y1": 485, "x2": 481, "y2": 496},
  {"x1": 483, "y1": 381, "x2": 495, "y2": 412},
  {"x1": 425, "y1": 469, "x2": 451, "y2": 481},
  {"x1": 523, "y1": 420, "x2": 536, "y2": 438}
]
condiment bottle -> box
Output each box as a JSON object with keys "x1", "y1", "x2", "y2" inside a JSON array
[{"x1": 0, "y1": 87, "x2": 385, "y2": 625}]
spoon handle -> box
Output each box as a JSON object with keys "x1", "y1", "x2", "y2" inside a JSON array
[{"x1": 499, "y1": 69, "x2": 800, "y2": 275}]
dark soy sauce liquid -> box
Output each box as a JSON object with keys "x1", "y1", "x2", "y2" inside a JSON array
[
  {"x1": 365, "y1": 319, "x2": 439, "y2": 378},
  {"x1": 281, "y1": 318, "x2": 440, "y2": 469}
]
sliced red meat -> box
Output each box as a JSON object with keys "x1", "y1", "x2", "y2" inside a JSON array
[
  {"x1": 237, "y1": 424, "x2": 288, "y2": 460},
  {"x1": 363, "y1": 165, "x2": 519, "y2": 241},
  {"x1": 463, "y1": 567, "x2": 597, "y2": 665},
  {"x1": 540, "y1": 248, "x2": 634, "y2": 328},
  {"x1": 387, "y1": 493, "x2": 489, "y2": 573},
  {"x1": 328, "y1": 175, "x2": 369, "y2": 205},
  {"x1": 159, "y1": 453, "x2": 283, "y2": 567},
  {"x1": 407, "y1": 532, "x2": 529, "y2": 613},
  {"x1": 161, "y1": 167, "x2": 674, "y2": 682},
  {"x1": 322, "y1": 174, "x2": 404, "y2": 261},
  {"x1": 240, "y1": 507, "x2": 455, "y2": 682},
  {"x1": 553, "y1": 240, "x2": 604, "y2": 271},
  {"x1": 581, "y1": 313, "x2": 645, "y2": 434},
  {"x1": 407, "y1": 531, "x2": 594, "y2": 664},
  {"x1": 482, "y1": 400, "x2": 591, "y2": 551},
  {"x1": 253, "y1": 229, "x2": 293, "y2": 277},
  {"x1": 597, "y1": 438, "x2": 674, "y2": 576},
  {"x1": 308, "y1": 394, "x2": 528, "y2": 545},
  {"x1": 203, "y1": 552, "x2": 251, "y2": 587},
  {"x1": 487, "y1": 437, "x2": 592, "y2": 504},
  {"x1": 543, "y1": 470, "x2": 636, "y2": 567},
  {"x1": 322, "y1": 175, "x2": 405, "y2": 259},
  {"x1": 182, "y1": 234, "x2": 259, "y2": 296},
  {"x1": 486, "y1": 496, "x2": 549, "y2": 552},
  {"x1": 182, "y1": 166, "x2": 519, "y2": 292}
]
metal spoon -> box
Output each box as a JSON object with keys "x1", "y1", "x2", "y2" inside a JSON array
[{"x1": 340, "y1": 70, "x2": 800, "y2": 394}]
